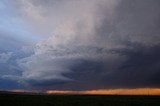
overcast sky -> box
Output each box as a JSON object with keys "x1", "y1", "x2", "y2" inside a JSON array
[{"x1": 0, "y1": 0, "x2": 160, "y2": 91}]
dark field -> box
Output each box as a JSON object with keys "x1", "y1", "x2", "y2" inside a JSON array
[{"x1": 0, "y1": 93, "x2": 160, "y2": 106}]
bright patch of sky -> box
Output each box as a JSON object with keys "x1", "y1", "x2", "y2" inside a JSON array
[{"x1": 0, "y1": 0, "x2": 45, "y2": 46}]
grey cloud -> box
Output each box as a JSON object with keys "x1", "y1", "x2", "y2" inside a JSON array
[
  {"x1": 103, "y1": 43, "x2": 160, "y2": 88},
  {"x1": 0, "y1": 31, "x2": 31, "y2": 52},
  {"x1": 17, "y1": 46, "x2": 112, "y2": 83},
  {"x1": 95, "y1": 0, "x2": 160, "y2": 47},
  {"x1": 0, "y1": 52, "x2": 12, "y2": 63},
  {"x1": 0, "y1": 46, "x2": 34, "y2": 85},
  {"x1": 32, "y1": 43, "x2": 160, "y2": 90},
  {"x1": 6, "y1": 0, "x2": 74, "y2": 37},
  {"x1": 12, "y1": 0, "x2": 160, "y2": 90}
]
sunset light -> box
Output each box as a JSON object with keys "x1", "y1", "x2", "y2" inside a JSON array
[{"x1": 47, "y1": 88, "x2": 160, "y2": 95}]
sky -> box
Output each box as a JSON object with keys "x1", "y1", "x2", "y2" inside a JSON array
[{"x1": 0, "y1": 0, "x2": 160, "y2": 93}]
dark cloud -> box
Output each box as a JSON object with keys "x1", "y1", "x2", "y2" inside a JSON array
[
  {"x1": 112, "y1": 43, "x2": 160, "y2": 88},
  {"x1": 1, "y1": 0, "x2": 160, "y2": 91},
  {"x1": 0, "y1": 78, "x2": 22, "y2": 90},
  {"x1": 30, "y1": 43, "x2": 160, "y2": 90},
  {"x1": 17, "y1": 0, "x2": 160, "y2": 90}
]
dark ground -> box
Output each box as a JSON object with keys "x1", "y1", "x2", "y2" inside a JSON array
[{"x1": 0, "y1": 92, "x2": 160, "y2": 106}]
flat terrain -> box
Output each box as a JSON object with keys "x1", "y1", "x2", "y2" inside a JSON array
[{"x1": 0, "y1": 92, "x2": 160, "y2": 106}]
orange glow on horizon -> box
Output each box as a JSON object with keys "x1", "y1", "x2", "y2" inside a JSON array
[
  {"x1": 12, "y1": 89, "x2": 28, "y2": 92},
  {"x1": 47, "y1": 88, "x2": 160, "y2": 95}
]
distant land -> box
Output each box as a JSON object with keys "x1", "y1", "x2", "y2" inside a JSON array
[{"x1": 0, "y1": 91, "x2": 160, "y2": 106}]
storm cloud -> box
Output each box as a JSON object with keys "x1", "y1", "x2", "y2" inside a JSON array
[{"x1": 1, "y1": 0, "x2": 160, "y2": 91}]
